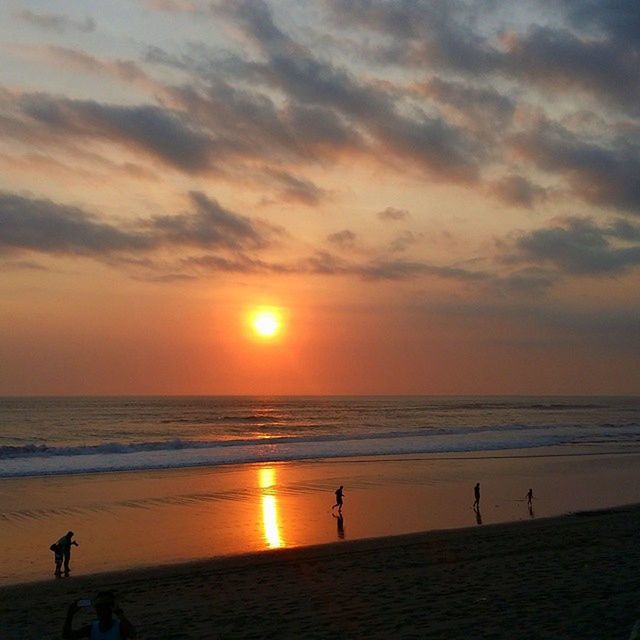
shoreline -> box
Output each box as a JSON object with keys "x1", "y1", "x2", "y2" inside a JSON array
[
  {"x1": 2, "y1": 500, "x2": 637, "y2": 590},
  {"x1": 3, "y1": 504, "x2": 640, "y2": 639},
  {"x1": 3, "y1": 447, "x2": 640, "y2": 587},
  {"x1": 4, "y1": 442, "x2": 640, "y2": 480}
]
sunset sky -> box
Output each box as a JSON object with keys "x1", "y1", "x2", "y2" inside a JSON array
[{"x1": 1, "y1": 0, "x2": 639, "y2": 395}]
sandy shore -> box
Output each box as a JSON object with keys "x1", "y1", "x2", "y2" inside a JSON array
[
  {"x1": 3, "y1": 505, "x2": 640, "y2": 639},
  {"x1": 4, "y1": 448, "x2": 640, "y2": 586}
]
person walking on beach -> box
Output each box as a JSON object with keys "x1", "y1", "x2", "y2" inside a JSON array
[
  {"x1": 473, "y1": 483, "x2": 481, "y2": 510},
  {"x1": 63, "y1": 590, "x2": 137, "y2": 639},
  {"x1": 332, "y1": 485, "x2": 344, "y2": 512},
  {"x1": 55, "y1": 531, "x2": 79, "y2": 576}
]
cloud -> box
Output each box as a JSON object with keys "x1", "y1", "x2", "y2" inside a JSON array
[
  {"x1": 558, "y1": 0, "x2": 640, "y2": 38},
  {"x1": 324, "y1": 0, "x2": 640, "y2": 120},
  {"x1": 388, "y1": 230, "x2": 419, "y2": 253},
  {"x1": 0, "y1": 192, "x2": 150, "y2": 255},
  {"x1": 143, "y1": 0, "x2": 202, "y2": 13},
  {"x1": 38, "y1": 47, "x2": 162, "y2": 95},
  {"x1": 161, "y1": 212, "x2": 635, "y2": 290},
  {"x1": 149, "y1": 79, "x2": 363, "y2": 164},
  {"x1": 212, "y1": 0, "x2": 483, "y2": 182},
  {"x1": 354, "y1": 260, "x2": 490, "y2": 282},
  {"x1": 510, "y1": 122, "x2": 640, "y2": 213},
  {"x1": 488, "y1": 174, "x2": 548, "y2": 208},
  {"x1": 16, "y1": 10, "x2": 95, "y2": 34},
  {"x1": 148, "y1": 191, "x2": 279, "y2": 250},
  {"x1": 4, "y1": 0, "x2": 640, "y2": 285},
  {"x1": 504, "y1": 25, "x2": 640, "y2": 115},
  {"x1": 2, "y1": 188, "x2": 491, "y2": 285},
  {"x1": 606, "y1": 218, "x2": 640, "y2": 241},
  {"x1": 264, "y1": 169, "x2": 326, "y2": 205},
  {"x1": 492, "y1": 268, "x2": 559, "y2": 295},
  {"x1": 507, "y1": 216, "x2": 640, "y2": 275},
  {"x1": 0, "y1": 260, "x2": 48, "y2": 272},
  {"x1": 283, "y1": 103, "x2": 364, "y2": 158},
  {"x1": 0, "y1": 182, "x2": 554, "y2": 292},
  {"x1": 414, "y1": 77, "x2": 515, "y2": 135},
  {"x1": 0, "y1": 190, "x2": 278, "y2": 257},
  {"x1": 327, "y1": 230, "x2": 356, "y2": 248},
  {"x1": 183, "y1": 253, "x2": 294, "y2": 274},
  {"x1": 182, "y1": 248, "x2": 495, "y2": 285},
  {"x1": 323, "y1": 0, "x2": 503, "y2": 75},
  {"x1": 378, "y1": 207, "x2": 409, "y2": 221},
  {"x1": 18, "y1": 94, "x2": 213, "y2": 172}
]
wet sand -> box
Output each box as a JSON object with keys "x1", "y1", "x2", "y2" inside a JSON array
[
  {"x1": 2, "y1": 504, "x2": 640, "y2": 639},
  {"x1": 3, "y1": 447, "x2": 640, "y2": 585}
]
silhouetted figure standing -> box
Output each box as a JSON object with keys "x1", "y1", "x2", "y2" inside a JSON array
[
  {"x1": 55, "y1": 531, "x2": 79, "y2": 577},
  {"x1": 63, "y1": 590, "x2": 136, "y2": 639},
  {"x1": 332, "y1": 485, "x2": 344, "y2": 512},
  {"x1": 473, "y1": 483, "x2": 481, "y2": 510},
  {"x1": 526, "y1": 488, "x2": 533, "y2": 508}
]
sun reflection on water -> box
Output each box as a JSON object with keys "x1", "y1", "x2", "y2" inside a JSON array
[{"x1": 259, "y1": 467, "x2": 284, "y2": 548}]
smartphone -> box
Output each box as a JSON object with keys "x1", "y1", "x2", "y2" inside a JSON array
[{"x1": 77, "y1": 598, "x2": 92, "y2": 609}]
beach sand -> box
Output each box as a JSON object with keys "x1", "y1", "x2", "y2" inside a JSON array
[
  {"x1": 2, "y1": 505, "x2": 640, "y2": 639},
  {"x1": 3, "y1": 448, "x2": 640, "y2": 586}
]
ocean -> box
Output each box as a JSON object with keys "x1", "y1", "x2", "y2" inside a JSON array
[{"x1": 2, "y1": 396, "x2": 639, "y2": 478}]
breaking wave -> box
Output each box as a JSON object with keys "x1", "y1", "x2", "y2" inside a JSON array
[{"x1": 2, "y1": 421, "x2": 640, "y2": 478}]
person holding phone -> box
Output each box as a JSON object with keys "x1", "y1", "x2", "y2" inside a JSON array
[{"x1": 63, "y1": 590, "x2": 137, "y2": 639}]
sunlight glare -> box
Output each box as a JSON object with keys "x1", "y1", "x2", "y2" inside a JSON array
[
  {"x1": 250, "y1": 308, "x2": 282, "y2": 339},
  {"x1": 259, "y1": 467, "x2": 283, "y2": 548}
]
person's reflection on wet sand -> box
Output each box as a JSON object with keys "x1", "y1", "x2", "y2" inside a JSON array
[
  {"x1": 475, "y1": 508, "x2": 482, "y2": 525},
  {"x1": 528, "y1": 504, "x2": 535, "y2": 518},
  {"x1": 333, "y1": 512, "x2": 345, "y2": 539}
]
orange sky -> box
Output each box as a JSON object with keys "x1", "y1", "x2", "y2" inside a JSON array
[{"x1": 0, "y1": 1, "x2": 639, "y2": 395}]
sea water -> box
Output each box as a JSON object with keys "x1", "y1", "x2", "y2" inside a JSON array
[{"x1": 1, "y1": 396, "x2": 639, "y2": 478}]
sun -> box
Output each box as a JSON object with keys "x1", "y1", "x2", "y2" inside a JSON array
[{"x1": 250, "y1": 308, "x2": 282, "y2": 338}]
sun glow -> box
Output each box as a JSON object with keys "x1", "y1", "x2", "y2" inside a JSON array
[{"x1": 250, "y1": 308, "x2": 282, "y2": 339}]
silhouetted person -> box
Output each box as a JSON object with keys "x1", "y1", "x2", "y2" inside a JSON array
[
  {"x1": 526, "y1": 488, "x2": 533, "y2": 508},
  {"x1": 63, "y1": 590, "x2": 136, "y2": 639},
  {"x1": 51, "y1": 541, "x2": 64, "y2": 577},
  {"x1": 333, "y1": 512, "x2": 345, "y2": 539},
  {"x1": 55, "y1": 531, "x2": 78, "y2": 577},
  {"x1": 332, "y1": 485, "x2": 344, "y2": 512},
  {"x1": 473, "y1": 483, "x2": 481, "y2": 510}
]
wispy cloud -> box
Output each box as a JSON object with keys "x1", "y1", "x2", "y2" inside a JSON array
[
  {"x1": 488, "y1": 174, "x2": 548, "y2": 208},
  {"x1": 510, "y1": 121, "x2": 640, "y2": 213},
  {"x1": 378, "y1": 207, "x2": 410, "y2": 221},
  {"x1": 18, "y1": 94, "x2": 213, "y2": 172},
  {"x1": 327, "y1": 229, "x2": 356, "y2": 249},
  {"x1": 16, "y1": 10, "x2": 95, "y2": 34},
  {"x1": 147, "y1": 191, "x2": 280, "y2": 250},
  {"x1": 0, "y1": 191, "x2": 279, "y2": 256},
  {"x1": 504, "y1": 217, "x2": 640, "y2": 276}
]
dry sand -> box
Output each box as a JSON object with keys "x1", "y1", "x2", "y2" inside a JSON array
[{"x1": 2, "y1": 505, "x2": 640, "y2": 639}]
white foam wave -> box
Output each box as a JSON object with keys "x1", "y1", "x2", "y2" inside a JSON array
[{"x1": 2, "y1": 422, "x2": 640, "y2": 478}]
